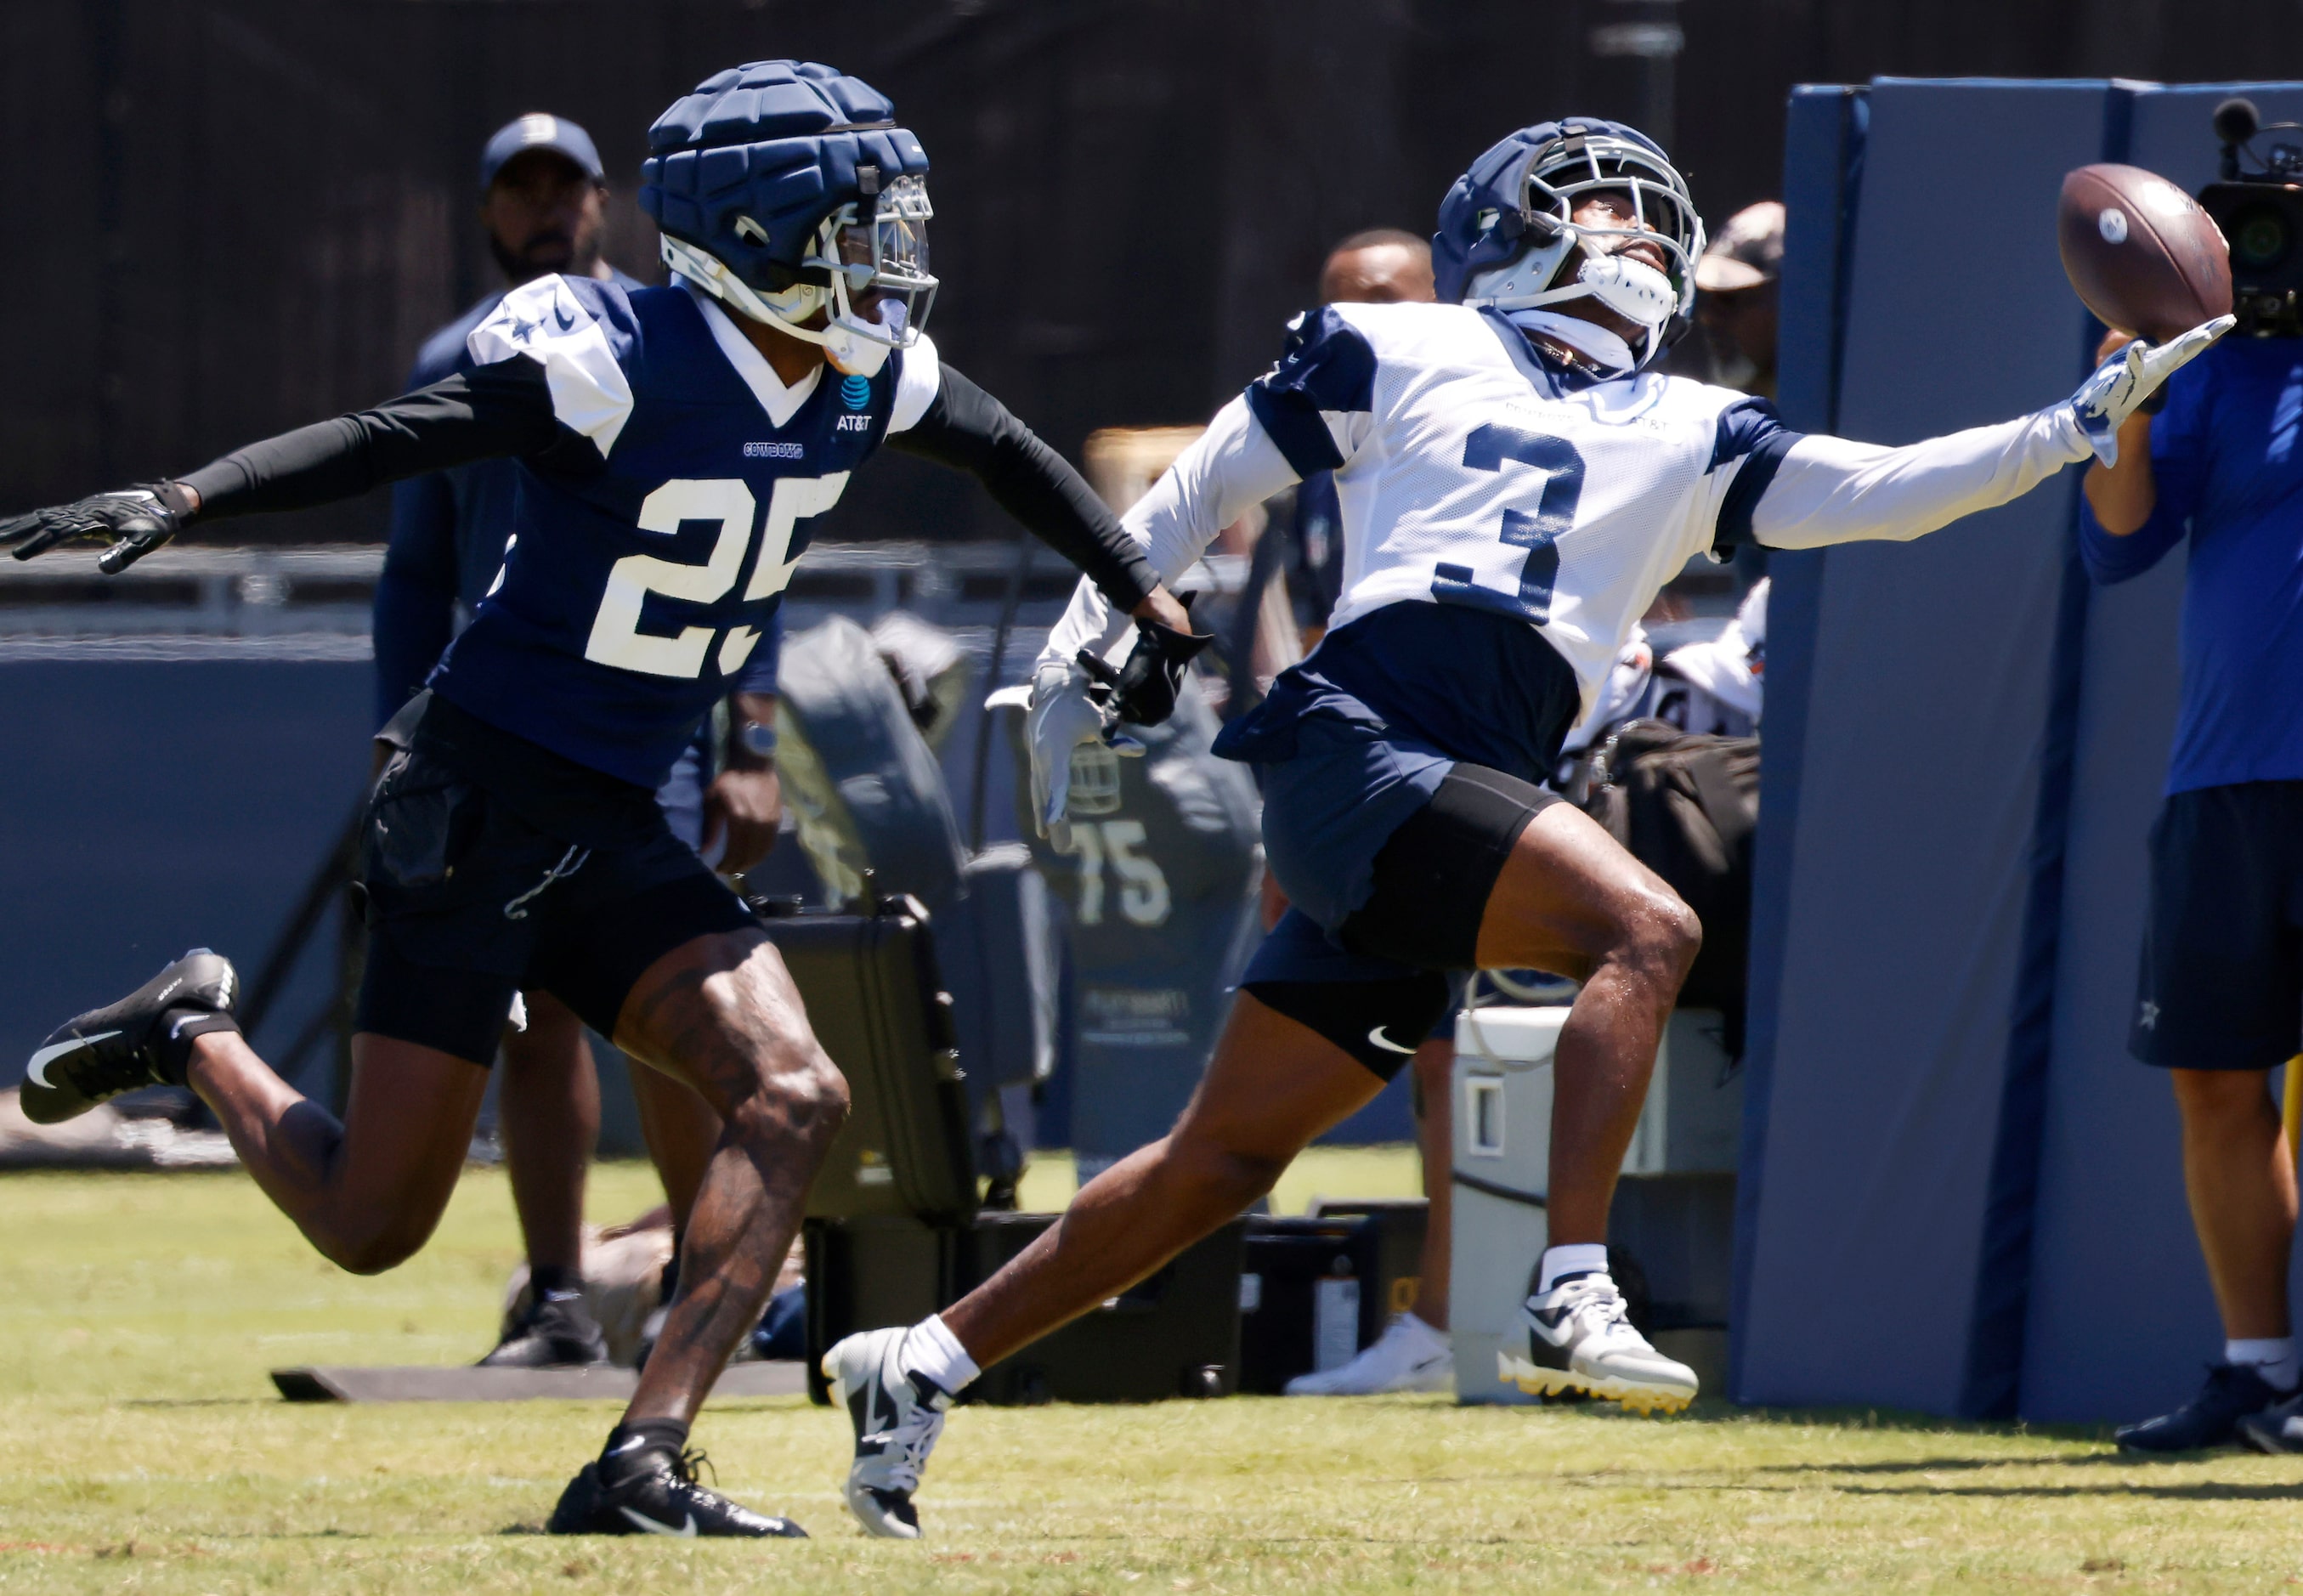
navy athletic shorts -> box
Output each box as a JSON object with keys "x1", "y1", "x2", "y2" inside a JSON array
[
  {"x1": 1238, "y1": 756, "x2": 1556, "y2": 1080},
  {"x1": 2131, "y1": 780, "x2": 2303, "y2": 1072},
  {"x1": 354, "y1": 696, "x2": 755, "y2": 1066}
]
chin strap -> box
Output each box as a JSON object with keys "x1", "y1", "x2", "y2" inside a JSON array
[
  {"x1": 659, "y1": 234, "x2": 901, "y2": 376},
  {"x1": 1507, "y1": 309, "x2": 1637, "y2": 374},
  {"x1": 1469, "y1": 235, "x2": 1681, "y2": 371}
]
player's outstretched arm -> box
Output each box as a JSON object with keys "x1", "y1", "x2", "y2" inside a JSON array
[
  {"x1": 0, "y1": 359, "x2": 562, "y2": 573},
  {"x1": 1747, "y1": 314, "x2": 2232, "y2": 552},
  {"x1": 1018, "y1": 394, "x2": 1299, "y2": 840},
  {"x1": 1037, "y1": 395, "x2": 1301, "y2": 680},
  {"x1": 882, "y1": 365, "x2": 1187, "y2": 628}
]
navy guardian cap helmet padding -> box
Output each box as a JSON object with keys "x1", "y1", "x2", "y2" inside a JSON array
[
  {"x1": 1434, "y1": 118, "x2": 1704, "y2": 371},
  {"x1": 640, "y1": 60, "x2": 936, "y2": 376}
]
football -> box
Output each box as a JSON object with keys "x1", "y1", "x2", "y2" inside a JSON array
[{"x1": 2058, "y1": 162, "x2": 2233, "y2": 342}]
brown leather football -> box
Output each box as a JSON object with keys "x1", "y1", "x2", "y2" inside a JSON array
[{"x1": 2058, "y1": 163, "x2": 2232, "y2": 342}]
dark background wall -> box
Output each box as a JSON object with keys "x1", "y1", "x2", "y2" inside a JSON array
[{"x1": 6, "y1": 0, "x2": 2303, "y2": 548}]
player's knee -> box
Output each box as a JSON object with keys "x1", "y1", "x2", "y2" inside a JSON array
[
  {"x1": 731, "y1": 1046, "x2": 849, "y2": 1152},
  {"x1": 1615, "y1": 888, "x2": 1701, "y2": 987},
  {"x1": 329, "y1": 1218, "x2": 430, "y2": 1276},
  {"x1": 1166, "y1": 1131, "x2": 1287, "y2": 1212}
]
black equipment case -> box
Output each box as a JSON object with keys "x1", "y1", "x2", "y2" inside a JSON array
[
  {"x1": 754, "y1": 896, "x2": 976, "y2": 1224},
  {"x1": 1237, "y1": 1201, "x2": 1428, "y2": 1394},
  {"x1": 758, "y1": 897, "x2": 1248, "y2": 1405},
  {"x1": 803, "y1": 1214, "x2": 1248, "y2": 1406}
]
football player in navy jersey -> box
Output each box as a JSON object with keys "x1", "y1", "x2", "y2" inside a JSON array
[
  {"x1": 2, "y1": 59, "x2": 1195, "y2": 1539},
  {"x1": 381, "y1": 111, "x2": 734, "y2": 1372},
  {"x1": 821, "y1": 118, "x2": 2232, "y2": 1537}
]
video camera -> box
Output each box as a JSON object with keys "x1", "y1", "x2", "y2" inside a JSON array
[{"x1": 2202, "y1": 97, "x2": 2303, "y2": 337}]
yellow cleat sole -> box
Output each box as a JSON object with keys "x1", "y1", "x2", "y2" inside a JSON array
[{"x1": 1498, "y1": 1350, "x2": 1695, "y2": 1415}]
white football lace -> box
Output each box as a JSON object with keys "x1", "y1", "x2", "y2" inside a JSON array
[
  {"x1": 879, "y1": 1401, "x2": 944, "y2": 1493},
  {"x1": 1553, "y1": 1276, "x2": 1633, "y2": 1339}
]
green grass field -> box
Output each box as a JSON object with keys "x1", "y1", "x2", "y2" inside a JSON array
[{"x1": 3, "y1": 1156, "x2": 2300, "y2": 1593}]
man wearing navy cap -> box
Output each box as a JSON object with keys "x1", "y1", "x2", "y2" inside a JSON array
[{"x1": 377, "y1": 113, "x2": 742, "y2": 1371}]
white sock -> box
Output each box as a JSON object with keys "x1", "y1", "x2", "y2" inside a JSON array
[
  {"x1": 902, "y1": 1313, "x2": 981, "y2": 1395},
  {"x1": 2227, "y1": 1336, "x2": 2300, "y2": 1392},
  {"x1": 1536, "y1": 1243, "x2": 1610, "y2": 1295}
]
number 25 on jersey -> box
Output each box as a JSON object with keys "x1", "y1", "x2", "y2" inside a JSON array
[{"x1": 585, "y1": 474, "x2": 846, "y2": 679}]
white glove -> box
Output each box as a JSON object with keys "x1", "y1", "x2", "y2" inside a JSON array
[
  {"x1": 2068, "y1": 314, "x2": 2234, "y2": 467},
  {"x1": 1027, "y1": 663, "x2": 1139, "y2": 850}
]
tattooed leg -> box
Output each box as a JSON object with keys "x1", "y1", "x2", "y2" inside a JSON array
[{"x1": 606, "y1": 927, "x2": 849, "y2": 1426}]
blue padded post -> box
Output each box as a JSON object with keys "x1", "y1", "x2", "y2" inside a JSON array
[
  {"x1": 1729, "y1": 82, "x2": 1867, "y2": 1406},
  {"x1": 1734, "y1": 79, "x2": 2116, "y2": 1414}
]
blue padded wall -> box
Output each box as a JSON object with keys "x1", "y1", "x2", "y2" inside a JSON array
[
  {"x1": 1735, "y1": 80, "x2": 2117, "y2": 1412},
  {"x1": 0, "y1": 660, "x2": 372, "y2": 1092},
  {"x1": 2017, "y1": 83, "x2": 2303, "y2": 1425},
  {"x1": 1729, "y1": 82, "x2": 1863, "y2": 1403}
]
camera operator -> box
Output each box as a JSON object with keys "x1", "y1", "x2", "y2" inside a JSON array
[{"x1": 2083, "y1": 182, "x2": 2303, "y2": 1449}]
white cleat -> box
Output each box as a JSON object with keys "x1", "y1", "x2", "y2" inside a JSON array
[
  {"x1": 1505, "y1": 1272, "x2": 1697, "y2": 1415},
  {"x1": 1283, "y1": 1311, "x2": 1453, "y2": 1395},
  {"x1": 822, "y1": 1326, "x2": 949, "y2": 1539}
]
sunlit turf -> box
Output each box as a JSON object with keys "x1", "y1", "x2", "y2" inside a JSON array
[{"x1": 3, "y1": 1158, "x2": 2300, "y2": 1592}]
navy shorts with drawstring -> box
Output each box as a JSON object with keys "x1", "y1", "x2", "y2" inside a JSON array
[{"x1": 354, "y1": 695, "x2": 755, "y2": 1065}]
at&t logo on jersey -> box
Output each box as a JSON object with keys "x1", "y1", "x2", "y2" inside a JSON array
[{"x1": 839, "y1": 373, "x2": 872, "y2": 408}]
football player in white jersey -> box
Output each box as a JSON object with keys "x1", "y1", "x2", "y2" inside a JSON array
[{"x1": 819, "y1": 117, "x2": 2230, "y2": 1538}]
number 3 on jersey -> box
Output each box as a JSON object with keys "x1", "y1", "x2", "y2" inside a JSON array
[
  {"x1": 1461, "y1": 422, "x2": 1584, "y2": 624},
  {"x1": 585, "y1": 474, "x2": 846, "y2": 678}
]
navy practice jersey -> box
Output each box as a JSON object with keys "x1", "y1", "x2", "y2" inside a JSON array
[
  {"x1": 427, "y1": 274, "x2": 935, "y2": 787},
  {"x1": 374, "y1": 268, "x2": 665, "y2": 727},
  {"x1": 168, "y1": 276, "x2": 1152, "y2": 793}
]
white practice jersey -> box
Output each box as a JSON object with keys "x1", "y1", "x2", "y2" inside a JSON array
[
  {"x1": 1282, "y1": 302, "x2": 1780, "y2": 707},
  {"x1": 1045, "y1": 300, "x2": 2093, "y2": 727}
]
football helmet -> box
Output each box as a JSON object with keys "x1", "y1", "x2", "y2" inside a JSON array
[
  {"x1": 1434, "y1": 119, "x2": 1704, "y2": 370},
  {"x1": 640, "y1": 60, "x2": 936, "y2": 377}
]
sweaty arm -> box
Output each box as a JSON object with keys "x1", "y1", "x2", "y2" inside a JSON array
[
  {"x1": 177, "y1": 358, "x2": 562, "y2": 522},
  {"x1": 1038, "y1": 394, "x2": 1301, "y2": 673},
  {"x1": 885, "y1": 358, "x2": 1161, "y2": 614}
]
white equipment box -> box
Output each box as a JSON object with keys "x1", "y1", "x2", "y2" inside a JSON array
[{"x1": 1450, "y1": 1005, "x2": 1740, "y2": 1404}]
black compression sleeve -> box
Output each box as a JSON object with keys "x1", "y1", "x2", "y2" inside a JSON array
[
  {"x1": 886, "y1": 364, "x2": 1157, "y2": 611},
  {"x1": 178, "y1": 357, "x2": 562, "y2": 521}
]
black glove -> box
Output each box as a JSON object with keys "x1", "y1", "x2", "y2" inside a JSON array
[
  {"x1": 1078, "y1": 613, "x2": 1213, "y2": 729},
  {"x1": 0, "y1": 483, "x2": 195, "y2": 573}
]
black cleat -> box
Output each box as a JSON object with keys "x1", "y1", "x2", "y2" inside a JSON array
[
  {"x1": 480, "y1": 1293, "x2": 609, "y2": 1369},
  {"x1": 2115, "y1": 1363, "x2": 2283, "y2": 1453},
  {"x1": 547, "y1": 1446, "x2": 806, "y2": 1538},
  {"x1": 20, "y1": 950, "x2": 239, "y2": 1125}
]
